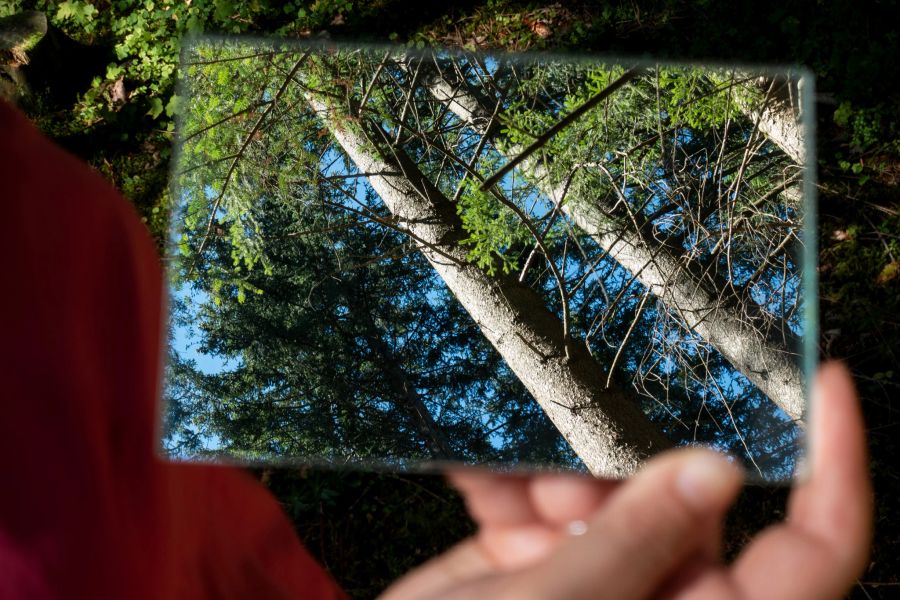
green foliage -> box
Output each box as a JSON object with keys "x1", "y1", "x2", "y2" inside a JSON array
[
  {"x1": 408, "y1": 0, "x2": 564, "y2": 51},
  {"x1": 657, "y1": 67, "x2": 742, "y2": 130},
  {"x1": 834, "y1": 100, "x2": 900, "y2": 155},
  {"x1": 167, "y1": 191, "x2": 570, "y2": 465},
  {"x1": 172, "y1": 42, "x2": 331, "y2": 293},
  {"x1": 207, "y1": 273, "x2": 264, "y2": 306},
  {"x1": 456, "y1": 177, "x2": 531, "y2": 276},
  {"x1": 54, "y1": 1, "x2": 98, "y2": 27},
  {"x1": 2, "y1": 0, "x2": 386, "y2": 247},
  {"x1": 2, "y1": 0, "x2": 392, "y2": 134}
]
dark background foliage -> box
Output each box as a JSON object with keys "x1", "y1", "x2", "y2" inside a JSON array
[{"x1": 3, "y1": 1, "x2": 899, "y2": 597}]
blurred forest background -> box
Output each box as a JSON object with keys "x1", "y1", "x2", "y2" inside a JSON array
[{"x1": 1, "y1": 1, "x2": 898, "y2": 597}]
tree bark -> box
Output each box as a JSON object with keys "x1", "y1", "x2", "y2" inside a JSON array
[
  {"x1": 733, "y1": 75, "x2": 805, "y2": 166},
  {"x1": 419, "y1": 66, "x2": 806, "y2": 424},
  {"x1": 302, "y1": 80, "x2": 674, "y2": 478}
]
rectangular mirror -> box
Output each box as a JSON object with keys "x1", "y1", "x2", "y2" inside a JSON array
[{"x1": 161, "y1": 37, "x2": 816, "y2": 482}]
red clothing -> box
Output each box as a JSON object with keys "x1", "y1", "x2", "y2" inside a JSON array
[{"x1": 0, "y1": 102, "x2": 346, "y2": 599}]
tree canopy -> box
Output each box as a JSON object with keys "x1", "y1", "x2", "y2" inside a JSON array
[{"x1": 165, "y1": 39, "x2": 808, "y2": 480}]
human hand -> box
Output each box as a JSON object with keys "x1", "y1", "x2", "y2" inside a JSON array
[{"x1": 379, "y1": 362, "x2": 872, "y2": 600}]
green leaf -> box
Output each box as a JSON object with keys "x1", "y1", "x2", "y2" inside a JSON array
[
  {"x1": 186, "y1": 15, "x2": 204, "y2": 34},
  {"x1": 56, "y1": 1, "x2": 99, "y2": 23},
  {"x1": 165, "y1": 94, "x2": 181, "y2": 117},
  {"x1": 214, "y1": 0, "x2": 236, "y2": 22},
  {"x1": 106, "y1": 63, "x2": 125, "y2": 80},
  {"x1": 147, "y1": 97, "x2": 164, "y2": 119},
  {"x1": 833, "y1": 101, "x2": 853, "y2": 127}
]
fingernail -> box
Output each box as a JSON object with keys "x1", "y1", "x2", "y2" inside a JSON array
[{"x1": 676, "y1": 452, "x2": 738, "y2": 511}]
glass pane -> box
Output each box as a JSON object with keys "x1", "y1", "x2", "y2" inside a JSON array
[{"x1": 161, "y1": 37, "x2": 815, "y2": 482}]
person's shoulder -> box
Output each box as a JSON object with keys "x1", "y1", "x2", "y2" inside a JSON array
[{"x1": 1, "y1": 100, "x2": 152, "y2": 249}]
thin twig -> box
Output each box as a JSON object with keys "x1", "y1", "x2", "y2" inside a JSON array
[
  {"x1": 358, "y1": 52, "x2": 390, "y2": 116},
  {"x1": 606, "y1": 289, "x2": 651, "y2": 388}
]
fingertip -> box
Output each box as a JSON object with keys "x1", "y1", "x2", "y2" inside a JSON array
[
  {"x1": 445, "y1": 468, "x2": 488, "y2": 491},
  {"x1": 528, "y1": 473, "x2": 618, "y2": 525},
  {"x1": 446, "y1": 469, "x2": 539, "y2": 527},
  {"x1": 809, "y1": 361, "x2": 867, "y2": 474},
  {"x1": 445, "y1": 467, "x2": 517, "y2": 494},
  {"x1": 675, "y1": 449, "x2": 744, "y2": 514},
  {"x1": 814, "y1": 360, "x2": 857, "y2": 405},
  {"x1": 818, "y1": 359, "x2": 853, "y2": 378}
]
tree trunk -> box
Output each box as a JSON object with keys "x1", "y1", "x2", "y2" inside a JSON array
[
  {"x1": 420, "y1": 67, "x2": 806, "y2": 423},
  {"x1": 734, "y1": 75, "x2": 805, "y2": 166},
  {"x1": 302, "y1": 84, "x2": 674, "y2": 478},
  {"x1": 0, "y1": 11, "x2": 111, "y2": 109}
]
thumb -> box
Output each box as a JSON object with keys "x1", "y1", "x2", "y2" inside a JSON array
[{"x1": 514, "y1": 449, "x2": 744, "y2": 600}]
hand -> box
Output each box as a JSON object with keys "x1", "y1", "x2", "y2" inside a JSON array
[{"x1": 379, "y1": 362, "x2": 872, "y2": 600}]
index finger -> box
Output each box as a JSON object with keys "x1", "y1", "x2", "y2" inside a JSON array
[{"x1": 729, "y1": 361, "x2": 873, "y2": 600}]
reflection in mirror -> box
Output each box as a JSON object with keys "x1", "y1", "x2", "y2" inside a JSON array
[{"x1": 162, "y1": 38, "x2": 814, "y2": 482}]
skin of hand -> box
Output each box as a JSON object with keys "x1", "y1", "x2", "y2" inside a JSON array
[{"x1": 379, "y1": 361, "x2": 872, "y2": 600}]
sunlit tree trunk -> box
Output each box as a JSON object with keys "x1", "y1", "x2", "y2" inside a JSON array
[
  {"x1": 421, "y1": 68, "x2": 806, "y2": 423},
  {"x1": 734, "y1": 75, "x2": 805, "y2": 166},
  {"x1": 302, "y1": 83, "x2": 674, "y2": 478}
]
